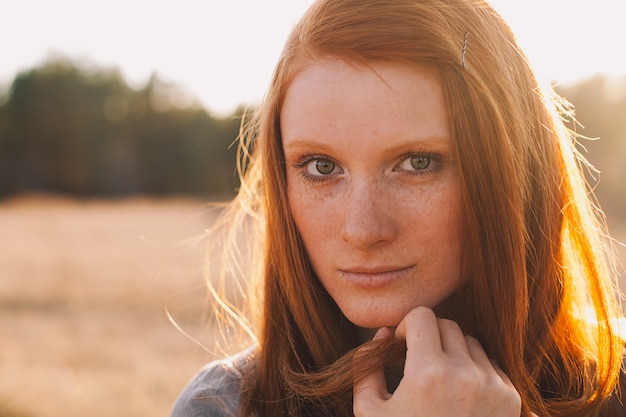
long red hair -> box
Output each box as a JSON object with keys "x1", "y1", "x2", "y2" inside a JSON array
[{"x1": 207, "y1": 1, "x2": 623, "y2": 416}]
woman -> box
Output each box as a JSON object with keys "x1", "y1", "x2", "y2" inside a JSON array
[{"x1": 172, "y1": 1, "x2": 625, "y2": 416}]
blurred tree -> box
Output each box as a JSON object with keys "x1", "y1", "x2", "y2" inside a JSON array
[
  {"x1": 0, "y1": 91, "x2": 15, "y2": 194},
  {"x1": 0, "y1": 57, "x2": 242, "y2": 198},
  {"x1": 8, "y1": 60, "x2": 93, "y2": 193}
]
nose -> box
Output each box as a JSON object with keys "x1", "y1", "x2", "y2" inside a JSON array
[{"x1": 340, "y1": 179, "x2": 397, "y2": 251}]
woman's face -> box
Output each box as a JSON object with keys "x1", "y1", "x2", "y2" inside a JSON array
[{"x1": 281, "y1": 60, "x2": 462, "y2": 329}]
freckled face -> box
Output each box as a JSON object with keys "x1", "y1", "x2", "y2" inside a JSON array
[{"x1": 281, "y1": 60, "x2": 462, "y2": 329}]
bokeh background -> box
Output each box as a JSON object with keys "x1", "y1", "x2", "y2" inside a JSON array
[{"x1": 1, "y1": 1, "x2": 625, "y2": 416}]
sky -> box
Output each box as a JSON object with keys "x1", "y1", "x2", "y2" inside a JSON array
[{"x1": 1, "y1": 0, "x2": 624, "y2": 115}]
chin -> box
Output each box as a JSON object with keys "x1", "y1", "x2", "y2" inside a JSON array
[{"x1": 344, "y1": 309, "x2": 406, "y2": 329}]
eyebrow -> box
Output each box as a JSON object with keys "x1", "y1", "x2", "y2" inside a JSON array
[
  {"x1": 282, "y1": 136, "x2": 453, "y2": 152},
  {"x1": 283, "y1": 139, "x2": 334, "y2": 150}
]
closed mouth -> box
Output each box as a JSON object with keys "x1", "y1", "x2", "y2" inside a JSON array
[
  {"x1": 340, "y1": 265, "x2": 414, "y2": 275},
  {"x1": 338, "y1": 265, "x2": 415, "y2": 288}
]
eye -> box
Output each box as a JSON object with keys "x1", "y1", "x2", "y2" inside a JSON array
[
  {"x1": 307, "y1": 159, "x2": 336, "y2": 176},
  {"x1": 409, "y1": 155, "x2": 431, "y2": 170},
  {"x1": 397, "y1": 153, "x2": 434, "y2": 172},
  {"x1": 291, "y1": 154, "x2": 344, "y2": 183},
  {"x1": 298, "y1": 156, "x2": 343, "y2": 178}
]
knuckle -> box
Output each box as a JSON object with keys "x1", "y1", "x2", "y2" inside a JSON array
[
  {"x1": 487, "y1": 374, "x2": 521, "y2": 407},
  {"x1": 499, "y1": 387, "x2": 522, "y2": 414},
  {"x1": 443, "y1": 365, "x2": 482, "y2": 397},
  {"x1": 455, "y1": 364, "x2": 481, "y2": 386},
  {"x1": 465, "y1": 335, "x2": 488, "y2": 356},
  {"x1": 464, "y1": 334, "x2": 482, "y2": 347},
  {"x1": 503, "y1": 384, "x2": 522, "y2": 406}
]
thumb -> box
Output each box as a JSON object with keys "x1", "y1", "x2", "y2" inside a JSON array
[{"x1": 353, "y1": 327, "x2": 392, "y2": 415}]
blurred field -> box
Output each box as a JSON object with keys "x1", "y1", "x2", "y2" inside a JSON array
[
  {"x1": 0, "y1": 195, "x2": 227, "y2": 417},
  {"x1": 0, "y1": 195, "x2": 624, "y2": 417}
]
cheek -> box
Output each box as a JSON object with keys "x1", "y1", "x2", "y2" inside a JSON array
[
  {"x1": 403, "y1": 180, "x2": 461, "y2": 230},
  {"x1": 287, "y1": 181, "x2": 338, "y2": 239},
  {"x1": 287, "y1": 182, "x2": 307, "y2": 231},
  {"x1": 402, "y1": 182, "x2": 463, "y2": 267},
  {"x1": 288, "y1": 186, "x2": 315, "y2": 258}
]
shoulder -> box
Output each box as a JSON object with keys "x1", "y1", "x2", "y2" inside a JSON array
[{"x1": 170, "y1": 347, "x2": 258, "y2": 417}]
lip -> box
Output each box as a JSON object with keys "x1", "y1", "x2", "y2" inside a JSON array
[{"x1": 339, "y1": 265, "x2": 415, "y2": 289}]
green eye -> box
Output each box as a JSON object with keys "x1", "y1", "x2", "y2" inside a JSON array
[
  {"x1": 297, "y1": 155, "x2": 343, "y2": 180},
  {"x1": 313, "y1": 160, "x2": 335, "y2": 175},
  {"x1": 410, "y1": 155, "x2": 431, "y2": 170},
  {"x1": 395, "y1": 152, "x2": 440, "y2": 174}
]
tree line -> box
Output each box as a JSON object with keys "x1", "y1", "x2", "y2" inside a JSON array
[
  {"x1": 0, "y1": 58, "x2": 624, "y2": 220},
  {"x1": 0, "y1": 58, "x2": 243, "y2": 198}
]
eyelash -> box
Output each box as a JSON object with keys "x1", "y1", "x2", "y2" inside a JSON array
[
  {"x1": 293, "y1": 153, "x2": 339, "y2": 183},
  {"x1": 292, "y1": 151, "x2": 443, "y2": 184},
  {"x1": 394, "y1": 151, "x2": 443, "y2": 176}
]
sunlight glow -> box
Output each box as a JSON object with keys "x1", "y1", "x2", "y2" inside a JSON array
[
  {"x1": 2, "y1": 0, "x2": 624, "y2": 115},
  {"x1": 488, "y1": 0, "x2": 625, "y2": 83}
]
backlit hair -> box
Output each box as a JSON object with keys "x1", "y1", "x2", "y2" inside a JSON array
[{"x1": 207, "y1": 1, "x2": 624, "y2": 416}]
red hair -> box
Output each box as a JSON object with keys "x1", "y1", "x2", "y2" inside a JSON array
[{"x1": 207, "y1": 1, "x2": 623, "y2": 416}]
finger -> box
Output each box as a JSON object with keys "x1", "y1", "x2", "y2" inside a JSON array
[
  {"x1": 353, "y1": 328, "x2": 392, "y2": 408},
  {"x1": 353, "y1": 359, "x2": 390, "y2": 401},
  {"x1": 489, "y1": 359, "x2": 517, "y2": 388},
  {"x1": 466, "y1": 336, "x2": 516, "y2": 388},
  {"x1": 465, "y1": 335, "x2": 490, "y2": 365},
  {"x1": 437, "y1": 318, "x2": 470, "y2": 357},
  {"x1": 395, "y1": 307, "x2": 442, "y2": 370}
]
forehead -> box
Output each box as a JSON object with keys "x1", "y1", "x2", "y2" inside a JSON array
[
  {"x1": 283, "y1": 58, "x2": 441, "y2": 103},
  {"x1": 280, "y1": 59, "x2": 450, "y2": 147}
]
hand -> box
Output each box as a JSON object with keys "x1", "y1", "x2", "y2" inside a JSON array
[{"x1": 353, "y1": 306, "x2": 521, "y2": 417}]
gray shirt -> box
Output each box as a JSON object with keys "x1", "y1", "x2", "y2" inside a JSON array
[
  {"x1": 172, "y1": 346, "x2": 626, "y2": 417},
  {"x1": 171, "y1": 347, "x2": 257, "y2": 417}
]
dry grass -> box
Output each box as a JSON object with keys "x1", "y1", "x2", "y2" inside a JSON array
[
  {"x1": 0, "y1": 195, "x2": 227, "y2": 417},
  {"x1": 0, "y1": 195, "x2": 624, "y2": 417}
]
